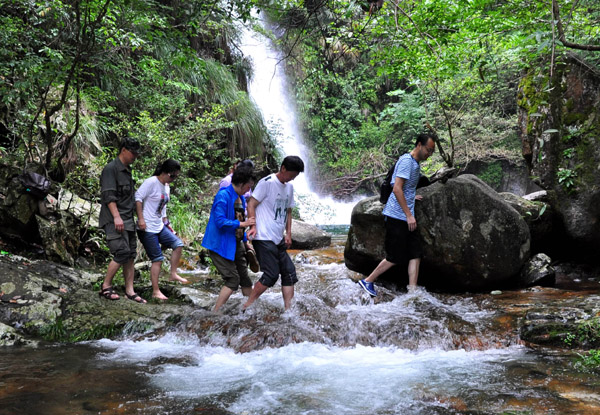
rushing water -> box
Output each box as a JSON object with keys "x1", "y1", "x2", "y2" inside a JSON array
[
  {"x1": 239, "y1": 17, "x2": 356, "y2": 225},
  {"x1": 1, "y1": 240, "x2": 599, "y2": 414}
]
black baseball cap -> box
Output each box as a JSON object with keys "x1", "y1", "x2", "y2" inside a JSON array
[{"x1": 120, "y1": 138, "x2": 141, "y2": 155}]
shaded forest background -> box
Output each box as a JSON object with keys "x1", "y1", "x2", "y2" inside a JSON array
[{"x1": 1, "y1": 0, "x2": 599, "y2": 243}]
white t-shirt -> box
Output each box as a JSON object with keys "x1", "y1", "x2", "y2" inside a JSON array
[
  {"x1": 252, "y1": 173, "x2": 295, "y2": 244},
  {"x1": 135, "y1": 176, "x2": 169, "y2": 234}
]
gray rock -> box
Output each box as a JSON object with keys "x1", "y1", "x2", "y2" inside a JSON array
[
  {"x1": 0, "y1": 322, "x2": 38, "y2": 347},
  {"x1": 291, "y1": 220, "x2": 331, "y2": 249},
  {"x1": 416, "y1": 175, "x2": 531, "y2": 290},
  {"x1": 520, "y1": 253, "x2": 555, "y2": 287}
]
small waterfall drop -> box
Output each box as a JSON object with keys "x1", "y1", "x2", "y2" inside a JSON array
[{"x1": 239, "y1": 17, "x2": 356, "y2": 226}]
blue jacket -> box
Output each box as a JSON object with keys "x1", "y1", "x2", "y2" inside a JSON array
[{"x1": 201, "y1": 185, "x2": 245, "y2": 261}]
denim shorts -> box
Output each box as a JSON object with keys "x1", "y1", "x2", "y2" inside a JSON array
[
  {"x1": 253, "y1": 240, "x2": 297, "y2": 287},
  {"x1": 137, "y1": 226, "x2": 184, "y2": 262}
]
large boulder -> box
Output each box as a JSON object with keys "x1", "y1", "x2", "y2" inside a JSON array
[
  {"x1": 290, "y1": 219, "x2": 331, "y2": 249},
  {"x1": 344, "y1": 198, "x2": 386, "y2": 276},
  {"x1": 416, "y1": 175, "x2": 530, "y2": 290},
  {"x1": 345, "y1": 175, "x2": 532, "y2": 291}
]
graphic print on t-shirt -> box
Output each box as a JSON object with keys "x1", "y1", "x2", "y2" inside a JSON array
[
  {"x1": 155, "y1": 191, "x2": 169, "y2": 216},
  {"x1": 273, "y1": 193, "x2": 289, "y2": 223}
]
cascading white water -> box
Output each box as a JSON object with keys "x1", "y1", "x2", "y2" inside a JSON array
[{"x1": 239, "y1": 17, "x2": 356, "y2": 226}]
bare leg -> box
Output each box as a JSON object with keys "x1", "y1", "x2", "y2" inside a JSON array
[
  {"x1": 242, "y1": 281, "x2": 269, "y2": 310},
  {"x1": 101, "y1": 260, "x2": 122, "y2": 299},
  {"x1": 408, "y1": 258, "x2": 421, "y2": 288},
  {"x1": 123, "y1": 259, "x2": 135, "y2": 295},
  {"x1": 282, "y1": 285, "x2": 294, "y2": 310},
  {"x1": 168, "y1": 247, "x2": 188, "y2": 283},
  {"x1": 213, "y1": 286, "x2": 234, "y2": 312},
  {"x1": 365, "y1": 258, "x2": 396, "y2": 283},
  {"x1": 151, "y1": 261, "x2": 168, "y2": 300},
  {"x1": 241, "y1": 286, "x2": 252, "y2": 297}
]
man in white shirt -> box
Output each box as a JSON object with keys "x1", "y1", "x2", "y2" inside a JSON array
[{"x1": 242, "y1": 156, "x2": 305, "y2": 311}]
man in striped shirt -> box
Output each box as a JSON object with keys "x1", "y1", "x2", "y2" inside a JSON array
[{"x1": 358, "y1": 133, "x2": 436, "y2": 297}]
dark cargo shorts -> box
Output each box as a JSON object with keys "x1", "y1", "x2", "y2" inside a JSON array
[
  {"x1": 104, "y1": 224, "x2": 137, "y2": 264},
  {"x1": 209, "y1": 240, "x2": 252, "y2": 290},
  {"x1": 253, "y1": 240, "x2": 297, "y2": 287}
]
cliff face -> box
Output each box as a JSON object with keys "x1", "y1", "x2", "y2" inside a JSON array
[{"x1": 518, "y1": 59, "x2": 600, "y2": 260}]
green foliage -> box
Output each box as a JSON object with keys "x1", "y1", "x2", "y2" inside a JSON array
[
  {"x1": 1, "y1": 0, "x2": 269, "y2": 188},
  {"x1": 575, "y1": 349, "x2": 600, "y2": 372},
  {"x1": 563, "y1": 318, "x2": 600, "y2": 348},
  {"x1": 478, "y1": 162, "x2": 503, "y2": 188},
  {"x1": 557, "y1": 168, "x2": 577, "y2": 190},
  {"x1": 168, "y1": 196, "x2": 210, "y2": 249}
]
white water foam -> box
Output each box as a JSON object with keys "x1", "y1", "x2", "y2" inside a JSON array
[{"x1": 93, "y1": 338, "x2": 528, "y2": 414}]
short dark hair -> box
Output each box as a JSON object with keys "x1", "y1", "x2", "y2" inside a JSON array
[
  {"x1": 281, "y1": 155, "x2": 304, "y2": 173},
  {"x1": 237, "y1": 159, "x2": 254, "y2": 169},
  {"x1": 232, "y1": 165, "x2": 256, "y2": 186},
  {"x1": 415, "y1": 133, "x2": 435, "y2": 147},
  {"x1": 120, "y1": 137, "x2": 141, "y2": 154},
  {"x1": 153, "y1": 159, "x2": 180, "y2": 176}
]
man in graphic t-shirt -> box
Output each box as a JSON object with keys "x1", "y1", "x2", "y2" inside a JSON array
[
  {"x1": 357, "y1": 133, "x2": 436, "y2": 297},
  {"x1": 242, "y1": 155, "x2": 305, "y2": 311}
]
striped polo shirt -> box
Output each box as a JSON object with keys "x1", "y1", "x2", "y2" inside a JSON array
[{"x1": 382, "y1": 153, "x2": 420, "y2": 221}]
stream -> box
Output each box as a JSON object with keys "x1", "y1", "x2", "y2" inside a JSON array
[{"x1": 1, "y1": 238, "x2": 599, "y2": 415}]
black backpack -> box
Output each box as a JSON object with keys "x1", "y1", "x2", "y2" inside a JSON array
[
  {"x1": 18, "y1": 171, "x2": 51, "y2": 199},
  {"x1": 379, "y1": 161, "x2": 396, "y2": 204}
]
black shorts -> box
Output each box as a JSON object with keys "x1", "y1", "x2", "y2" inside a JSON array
[
  {"x1": 253, "y1": 240, "x2": 298, "y2": 287},
  {"x1": 384, "y1": 216, "x2": 422, "y2": 264}
]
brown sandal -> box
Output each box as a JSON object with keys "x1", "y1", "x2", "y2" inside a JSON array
[{"x1": 99, "y1": 286, "x2": 119, "y2": 300}]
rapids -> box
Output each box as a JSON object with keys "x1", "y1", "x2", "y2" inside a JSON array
[{"x1": 1, "y1": 240, "x2": 599, "y2": 414}]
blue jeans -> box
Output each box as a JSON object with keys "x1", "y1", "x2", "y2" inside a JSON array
[{"x1": 137, "y1": 227, "x2": 184, "y2": 262}]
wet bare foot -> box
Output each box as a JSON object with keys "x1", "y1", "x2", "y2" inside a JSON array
[
  {"x1": 169, "y1": 274, "x2": 189, "y2": 284},
  {"x1": 152, "y1": 292, "x2": 168, "y2": 301}
]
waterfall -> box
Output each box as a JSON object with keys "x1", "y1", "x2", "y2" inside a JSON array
[{"x1": 239, "y1": 17, "x2": 356, "y2": 226}]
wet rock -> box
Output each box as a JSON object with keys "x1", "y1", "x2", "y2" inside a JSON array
[
  {"x1": 416, "y1": 175, "x2": 531, "y2": 291},
  {"x1": 0, "y1": 322, "x2": 37, "y2": 347},
  {"x1": 343, "y1": 197, "x2": 386, "y2": 276},
  {"x1": 176, "y1": 286, "x2": 214, "y2": 308},
  {"x1": 291, "y1": 219, "x2": 331, "y2": 249},
  {"x1": 519, "y1": 294, "x2": 600, "y2": 348},
  {"x1": 520, "y1": 253, "x2": 555, "y2": 287},
  {"x1": 0, "y1": 253, "x2": 198, "y2": 343}
]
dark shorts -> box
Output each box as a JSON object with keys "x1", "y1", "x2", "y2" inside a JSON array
[
  {"x1": 137, "y1": 227, "x2": 184, "y2": 262},
  {"x1": 104, "y1": 225, "x2": 137, "y2": 265},
  {"x1": 384, "y1": 216, "x2": 422, "y2": 264},
  {"x1": 209, "y1": 240, "x2": 252, "y2": 290},
  {"x1": 253, "y1": 240, "x2": 297, "y2": 287}
]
